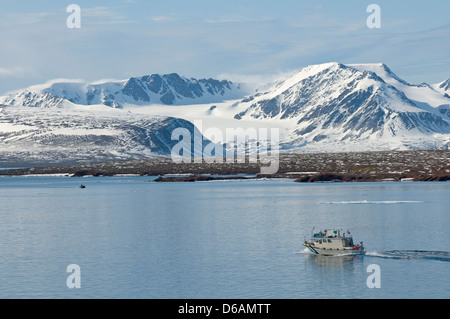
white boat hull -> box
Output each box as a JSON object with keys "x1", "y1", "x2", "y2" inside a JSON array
[{"x1": 304, "y1": 243, "x2": 365, "y2": 256}]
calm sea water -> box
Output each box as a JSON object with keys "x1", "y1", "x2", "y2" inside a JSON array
[{"x1": 0, "y1": 176, "x2": 448, "y2": 299}]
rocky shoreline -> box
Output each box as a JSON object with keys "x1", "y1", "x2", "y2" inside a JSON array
[
  {"x1": 1, "y1": 150, "x2": 449, "y2": 183},
  {"x1": 151, "y1": 172, "x2": 450, "y2": 183},
  {"x1": 152, "y1": 175, "x2": 251, "y2": 182}
]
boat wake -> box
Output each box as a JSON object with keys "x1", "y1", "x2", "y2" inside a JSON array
[
  {"x1": 299, "y1": 248, "x2": 450, "y2": 262},
  {"x1": 299, "y1": 248, "x2": 313, "y2": 255},
  {"x1": 366, "y1": 250, "x2": 450, "y2": 262},
  {"x1": 321, "y1": 200, "x2": 422, "y2": 205}
]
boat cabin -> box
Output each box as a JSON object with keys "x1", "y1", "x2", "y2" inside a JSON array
[{"x1": 311, "y1": 229, "x2": 354, "y2": 249}]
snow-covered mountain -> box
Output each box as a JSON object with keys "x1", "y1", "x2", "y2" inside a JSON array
[
  {"x1": 0, "y1": 73, "x2": 246, "y2": 166},
  {"x1": 233, "y1": 62, "x2": 450, "y2": 151},
  {"x1": 0, "y1": 73, "x2": 245, "y2": 108},
  {"x1": 0, "y1": 105, "x2": 211, "y2": 166},
  {"x1": 1, "y1": 63, "x2": 449, "y2": 166}
]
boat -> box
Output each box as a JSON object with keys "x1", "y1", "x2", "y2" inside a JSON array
[{"x1": 304, "y1": 228, "x2": 365, "y2": 256}]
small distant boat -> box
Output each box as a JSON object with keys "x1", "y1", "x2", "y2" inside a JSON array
[
  {"x1": 79, "y1": 184, "x2": 86, "y2": 188},
  {"x1": 304, "y1": 228, "x2": 365, "y2": 256}
]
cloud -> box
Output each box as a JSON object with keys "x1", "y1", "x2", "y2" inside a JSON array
[
  {"x1": 151, "y1": 16, "x2": 175, "y2": 22},
  {"x1": 0, "y1": 67, "x2": 29, "y2": 77},
  {"x1": 216, "y1": 70, "x2": 298, "y2": 92},
  {"x1": 4, "y1": 12, "x2": 55, "y2": 26},
  {"x1": 204, "y1": 16, "x2": 251, "y2": 24},
  {"x1": 81, "y1": 6, "x2": 131, "y2": 25}
]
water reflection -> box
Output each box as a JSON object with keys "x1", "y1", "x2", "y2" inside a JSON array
[
  {"x1": 303, "y1": 253, "x2": 363, "y2": 272},
  {"x1": 295, "y1": 252, "x2": 368, "y2": 298}
]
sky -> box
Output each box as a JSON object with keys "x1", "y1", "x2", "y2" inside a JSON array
[{"x1": 0, "y1": 0, "x2": 449, "y2": 94}]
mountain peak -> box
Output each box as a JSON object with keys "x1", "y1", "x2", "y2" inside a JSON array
[
  {"x1": 0, "y1": 73, "x2": 245, "y2": 108},
  {"x1": 235, "y1": 62, "x2": 416, "y2": 119},
  {"x1": 439, "y1": 78, "x2": 450, "y2": 91},
  {"x1": 348, "y1": 63, "x2": 409, "y2": 85},
  {"x1": 233, "y1": 61, "x2": 450, "y2": 152}
]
